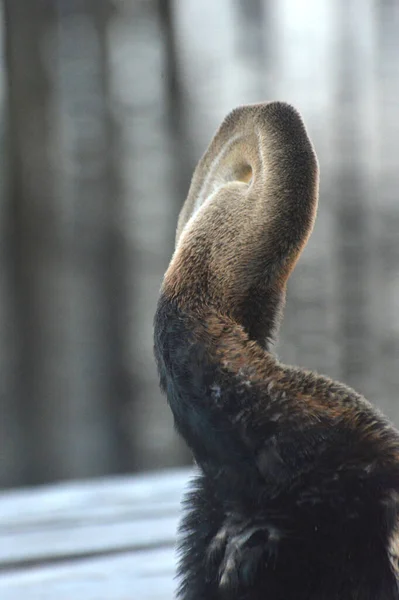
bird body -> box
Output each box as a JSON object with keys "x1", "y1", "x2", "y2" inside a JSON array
[{"x1": 154, "y1": 102, "x2": 399, "y2": 599}]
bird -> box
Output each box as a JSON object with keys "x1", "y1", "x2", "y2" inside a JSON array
[{"x1": 154, "y1": 102, "x2": 399, "y2": 599}]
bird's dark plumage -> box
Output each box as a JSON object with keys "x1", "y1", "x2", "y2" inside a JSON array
[{"x1": 154, "y1": 102, "x2": 399, "y2": 599}]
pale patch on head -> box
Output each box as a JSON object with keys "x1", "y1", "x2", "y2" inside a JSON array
[
  {"x1": 193, "y1": 132, "x2": 244, "y2": 213},
  {"x1": 177, "y1": 188, "x2": 216, "y2": 250}
]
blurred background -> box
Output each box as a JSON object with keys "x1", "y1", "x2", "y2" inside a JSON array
[{"x1": 1, "y1": 0, "x2": 398, "y2": 489}]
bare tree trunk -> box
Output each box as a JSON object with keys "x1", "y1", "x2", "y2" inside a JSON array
[
  {"x1": 233, "y1": 0, "x2": 266, "y2": 97},
  {"x1": 54, "y1": 0, "x2": 127, "y2": 479},
  {"x1": 333, "y1": 0, "x2": 371, "y2": 392},
  {"x1": 4, "y1": 0, "x2": 64, "y2": 485},
  {"x1": 3, "y1": 0, "x2": 124, "y2": 485},
  {"x1": 96, "y1": 0, "x2": 136, "y2": 473},
  {"x1": 0, "y1": 1, "x2": 22, "y2": 488},
  {"x1": 371, "y1": 0, "x2": 399, "y2": 421},
  {"x1": 157, "y1": 0, "x2": 195, "y2": 226}
]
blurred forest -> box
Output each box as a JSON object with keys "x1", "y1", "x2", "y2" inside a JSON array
[{"x1": 1, "y1": 0, "x2": 399, "y2": 489}]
